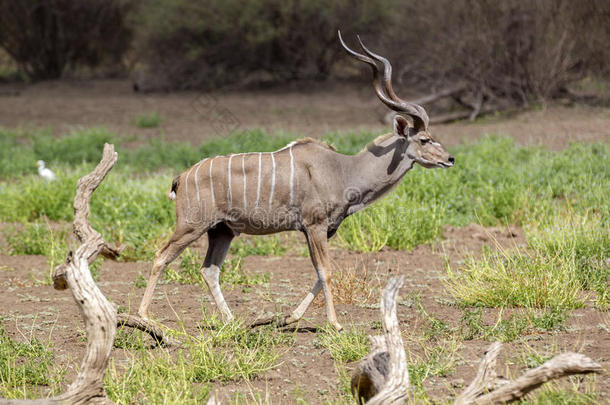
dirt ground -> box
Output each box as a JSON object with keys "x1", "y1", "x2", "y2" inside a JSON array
[
  {"x1": 0, "y1": 81, "x2": 608, "y2": 402},
  {"x1": 1, "y1": 79, "x2": 608, "y2": 149}
]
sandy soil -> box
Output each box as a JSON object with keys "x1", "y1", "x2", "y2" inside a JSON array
[
  {"x1": 0, "y1": 80, "x2": 608, "y2": 150},
  {"x1": 0, "y1": 225, "x2": 608, "y2": 403}
]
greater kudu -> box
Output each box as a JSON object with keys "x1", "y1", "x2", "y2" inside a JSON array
[{"x1": 137, "y1": 32, "x2": 454, "y2": 330}]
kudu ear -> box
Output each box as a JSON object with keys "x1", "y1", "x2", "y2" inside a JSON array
[{"x1": 393, "y1": 115, "x2": 412, "y2": 137}]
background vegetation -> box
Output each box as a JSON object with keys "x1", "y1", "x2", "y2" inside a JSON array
[{"x1": 1, "y1": 0, "x2": 608, "y2": 105}]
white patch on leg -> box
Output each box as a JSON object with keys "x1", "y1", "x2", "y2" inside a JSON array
[
  {"x1": 291, "y1": 280, "x2": 322, "y2": 320},
  {"x1": 203, "y1": 264, "x2": 233, "y2": 321}
]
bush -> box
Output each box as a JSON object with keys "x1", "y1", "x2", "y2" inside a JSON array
[
  {"x1": 0, "y1": 0, "x2": 133, "y2": 79},
  {"x1": 132, "y1": 0, "x2": 394, "y2": 90},
  {"x1": 385, "y1": 0, "x2": 610, "y2": 106}
]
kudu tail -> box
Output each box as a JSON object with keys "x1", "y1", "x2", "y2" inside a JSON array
[{"x1": 168, "y1": 176, "x2": 180, "y2": 200}]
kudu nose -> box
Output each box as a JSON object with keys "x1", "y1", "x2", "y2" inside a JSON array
[{"x1": 448, "y1": 156, "x2": 455, "y2": 164}]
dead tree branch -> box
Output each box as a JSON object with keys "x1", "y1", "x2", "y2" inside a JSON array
[
  {"x1": 454, "y1": 342, "x2": 506, "y2": 405},
  {"x1": 464, "y1": 351, "x2": 603, "y2": 404},
  {"x1": 350, "y1": 277, "x2": 603, "y2": 405},
  {"x1": 1, "y1": 143, "x2": 119, "y2": 404},
  {"x1": 351, "y1": 276, "x2": 408, "y2": 404}
]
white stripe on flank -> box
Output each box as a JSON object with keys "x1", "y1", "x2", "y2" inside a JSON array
[
  {"x1": 242, "y1": 154, "x2": 247, "y2": 209},
  {"x1": 269, "y1": 152, "x2": 276, "y2": 209},
  {"x1": 209, "y1": 158, "x2": 216, "y2": 208},
  {"x1": 289, "y1": 145, "x2": 294, "y2": 205},
  {"x1": 184, "y1": 166, "x2": 193, "y2": 211},
  {"x1": 194, "y1": 158, "x2": 207, "y2": 205},
  {"x1": 227, "y1": 155, "x2": 233, "y2": 209},
  {"x1": 255, "y1": 153, "x2": 262, "y2": 208}
]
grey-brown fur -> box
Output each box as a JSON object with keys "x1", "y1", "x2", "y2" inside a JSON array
[{"x1": 137, "y1": 34, "x2": 454, "y2": 330}]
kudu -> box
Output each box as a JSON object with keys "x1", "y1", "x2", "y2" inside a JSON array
[{"x1": 137, "y1": 32, "x2": 454, "y2": 330}]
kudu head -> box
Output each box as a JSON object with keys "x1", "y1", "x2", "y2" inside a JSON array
[{"x1": 339, "y1": 31, "x2": 454, "y2": 169}]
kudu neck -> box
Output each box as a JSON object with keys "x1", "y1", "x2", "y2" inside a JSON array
[{"x1": 344, "y1": 133, "x2": 414, "y2": 215}]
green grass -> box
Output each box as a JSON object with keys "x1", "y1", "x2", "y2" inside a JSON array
[
  {"x1": 134, "y1": 112, "x2": 163, "y2": 128},
  {"x1": 2, "y1": 222, "x2": 69, "y2": 283},
  {"x1": 314, "y1": 324, "x2": 369, "y2": 363},
  {"x1": 407, "y1": 339, "x2": 460, "y2": 393},
  {"x1": 0, "y1": 321, "x2": 63, "y2": 399},
  {"x1": 459, "y1": 307, "x2": 567, "y2": 342},
  {"x1": 229, "y1": 235, "x2": 286, "y2": 257},
  {"x1": 106, "y1": 316, "x2": 292, "y2": 404},
  {"x1": 519, "y1": 384, "x2": 600, "y2": 404},
  {"x1": 445, "y1": 211, "x2": 608, "y2": 310}
]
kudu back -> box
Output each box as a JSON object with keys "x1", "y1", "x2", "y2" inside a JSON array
[{"x1": 137, "y1": 32, "x2": 454, "y2": 330}]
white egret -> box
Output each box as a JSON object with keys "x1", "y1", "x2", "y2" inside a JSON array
[{"x1": 36, "y1": 160, "x2": 56, "y2": 181}]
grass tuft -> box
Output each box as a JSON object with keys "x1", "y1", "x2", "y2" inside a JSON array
[
  {"x1": 315, "y1": 324, "x2": 369, "y2": 363},
  {"x1": 0, "y1": 321, "x2": 63, "y2": 399}
]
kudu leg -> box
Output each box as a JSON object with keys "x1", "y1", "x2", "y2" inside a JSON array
[
  {"x1": 201, "y1": 223, "x2": 235, "y2": 321},
  {"x1": 138, "y1": 225, "x2": 204, "y2": 319},
  {"x1": 281, "y1": 280, "x2": 323, "y2": 326},
  {"x1": 304, "y1": 226, "x2": 343, "y2": 331}
]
